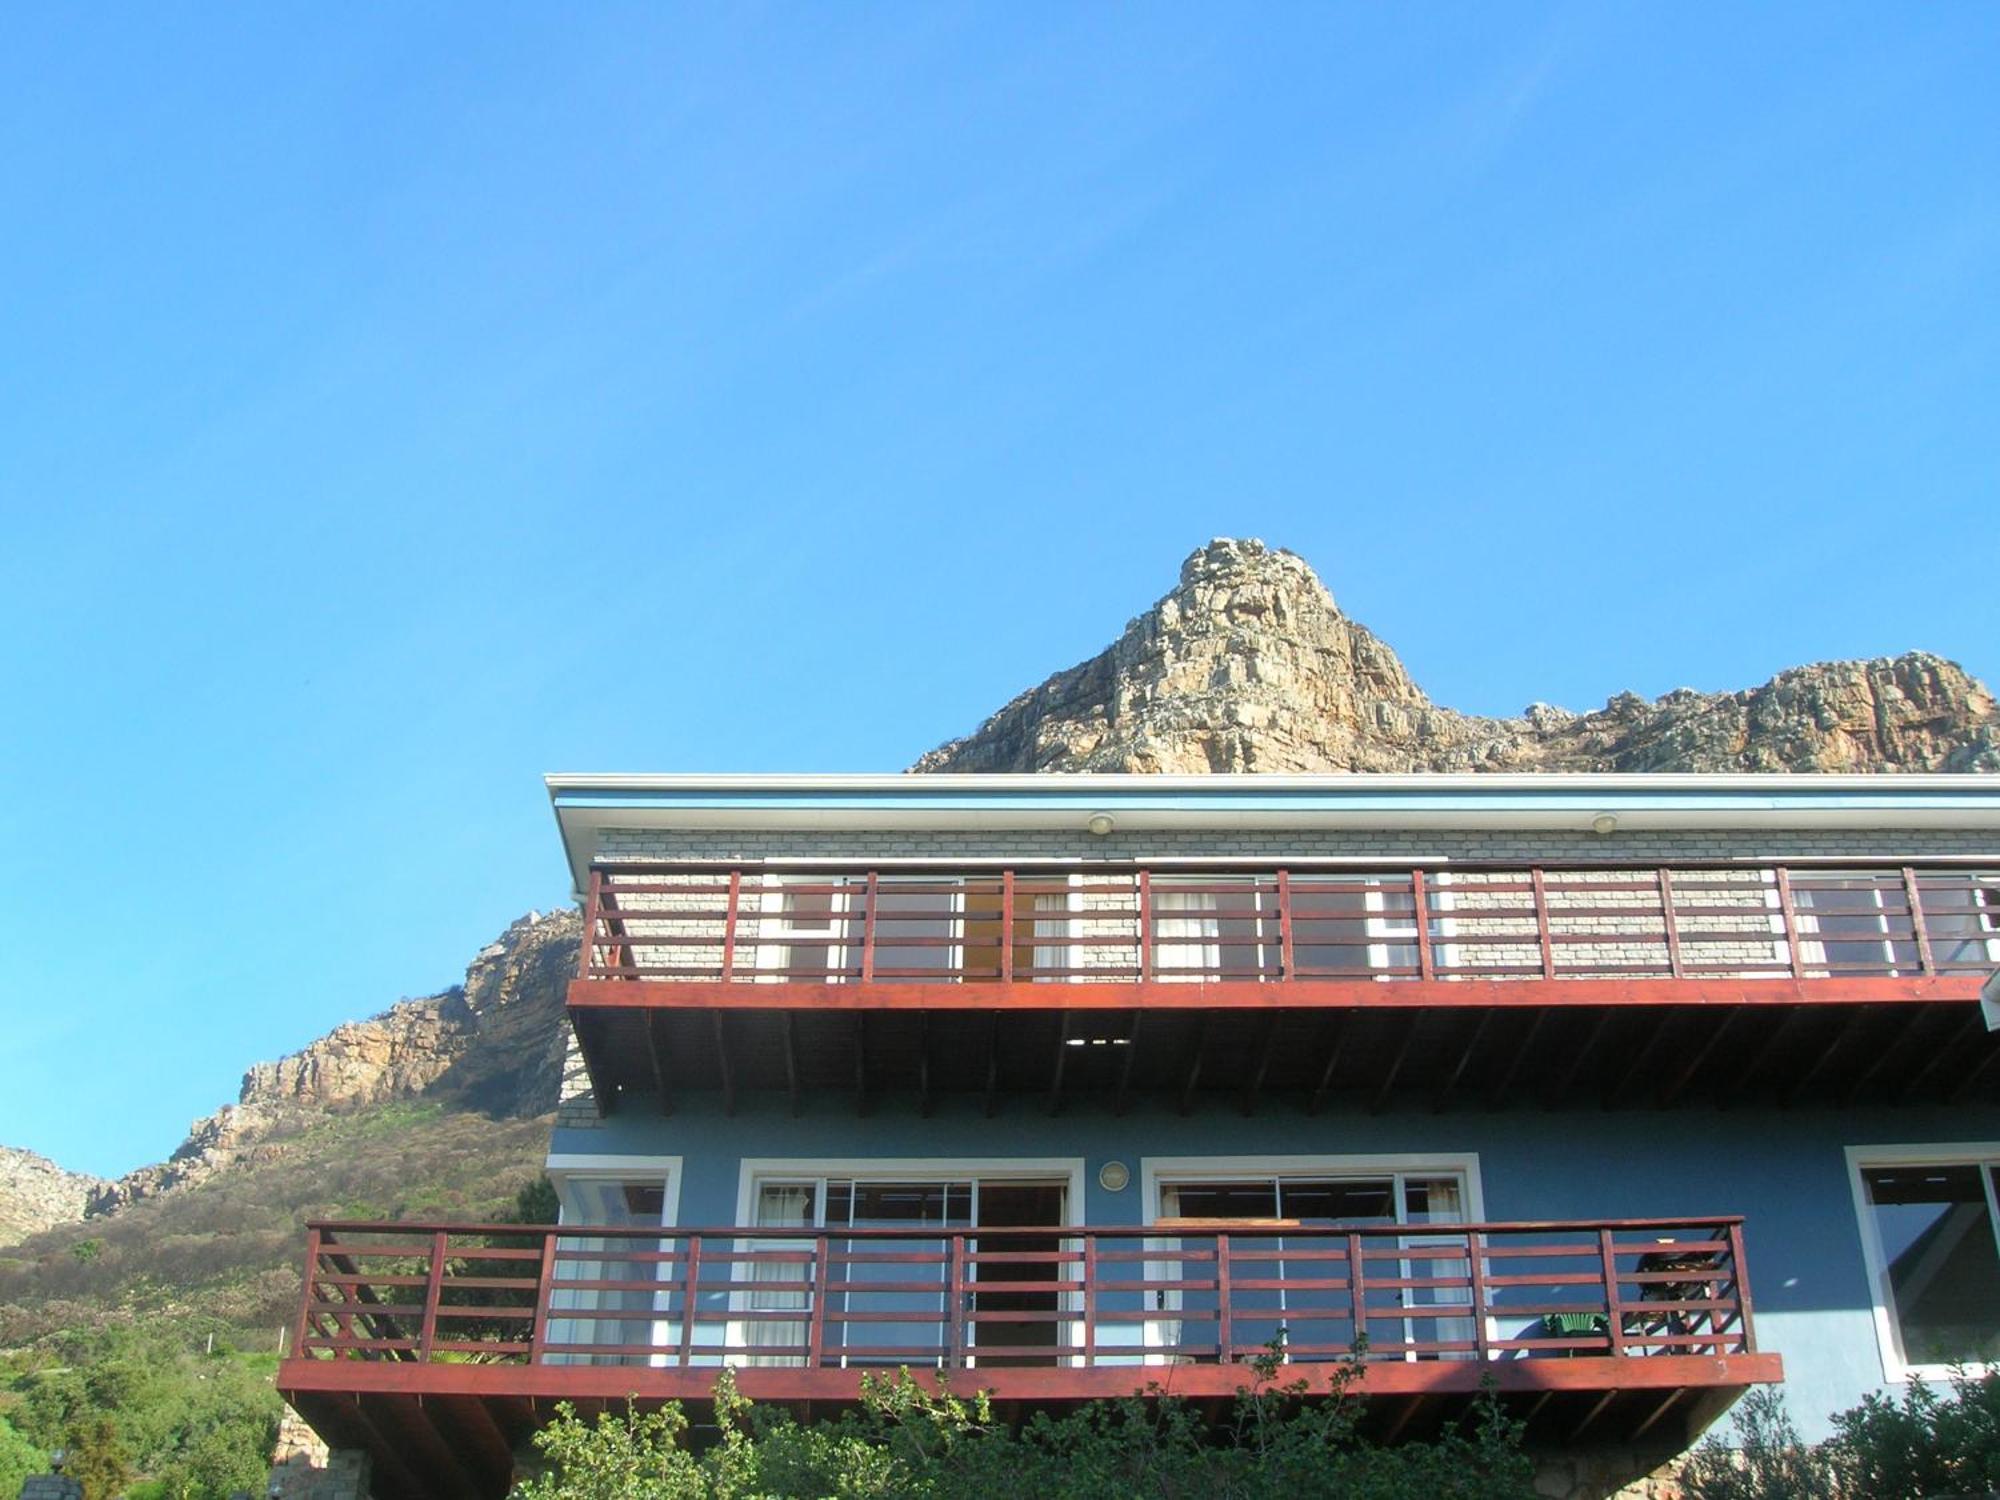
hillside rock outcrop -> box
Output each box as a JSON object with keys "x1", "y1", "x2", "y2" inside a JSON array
[
  {"x1": 915, "y1": 539, "x2": 2000, "y2": 775},
  {"x1": 0, "y1": 1147, "x2": 104, "y2": 1247},
  {"x1": 86, "y1": 910, "x2": 580, "y2": 1215}
]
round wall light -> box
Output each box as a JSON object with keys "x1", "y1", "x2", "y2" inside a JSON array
[
  {"x1": 1086, "y1": 812, "x2": 1116, "y2": 837},
  {"x1": 1591, "y1": 813, "x2": 1619, "y2": 836},
  {"x1": 1097, "y1": 1160, "x2": 1132, "y2": 1193}
]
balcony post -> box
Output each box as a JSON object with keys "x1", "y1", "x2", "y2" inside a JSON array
[
  {"x1": 528, "y1": 1228, "x2": 557, "y2": 1364},
  {"x1": 947, "y1": 1233, "x2": 968, "y2": 1371},
  {"x1": 417, "y1": 1230, "x2": 449, "y2": 1360},
  {"x1": 1137, "y1": 871, "x2": 1153, "y2": 980},
  {"x1": 1216, "y1": 1233, "x2": 1234, "y2": 1362},
  {"x1": 1465, "y1": 1229, "x2": 1492, "y2": 1362},
  {"x1": 1903, "y1": 868, "x2": 1934, "y2": 975},
  {"x1": 293, "y1": 1226, "x2": 322, "y2": 1358},
  {"x1": 1530, "y1": 869, "x2": 1556, "y2": 980},
  {"x1": 1727, "y1": 1221, "x2": 1757, "y2": 1353},
  {"x1": 1411, "y1": 870, "x2": 1434, "y2": 980},
  {"x1": 677, "y1": 1237, "x2": 703, "y2": 1366},
  {"x1": 1659, "y1": 869, "x2": 1686, "y2": 979},
  {"x1": 1598, "y1": 1230, "x2": 1627, "y2": 1356},
  {"x1": 862, "y1": 872, "x2": 879, "y2": 983},
  {"x1": 1774, "y1": 868, "x2": 1805, "y2": 979},
  {"x1": 1081, "y1": 1233, "x2": 1098, "y2": 1367},
  {"x1": 721, "y1": 871, "x2": 740, "y2": 981},
  {"x1": 1277, "y1": 871, "x2": 1295, "y2": 979},
  {"x1": 807, "y1": 1233, "x2": 830, "y2": 1368},
  {"x1": 1347, "y1": 1232, "x2": 1367, "y2": 1357},
  {"x1": 1000, "y1": 871, "x2": 1015, "y2": 983},
  {"x1": 580, "y1": 869, "x2": 603, "y2": 980}
]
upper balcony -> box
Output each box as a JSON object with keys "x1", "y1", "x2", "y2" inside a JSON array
[{"x1": 567, "y1": 861, "x2": 1998, "y2": 1114}]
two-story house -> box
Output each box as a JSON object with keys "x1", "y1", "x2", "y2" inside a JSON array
[{"x1": 278, "y1": 772, "x2": 2000, "y2": 1498}]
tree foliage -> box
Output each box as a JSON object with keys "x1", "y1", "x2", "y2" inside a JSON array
[{"x1": 0, "y1": 1320, "x2": 282, "y2": 1500}]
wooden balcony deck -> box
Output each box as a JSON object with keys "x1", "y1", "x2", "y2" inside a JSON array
[
  {"x1": 567, "y1": 862, "x2": 1997, "y2": 1112},
  {"x1": 279, "y1": 1216, "x2": 1782, "y2": 1500}
]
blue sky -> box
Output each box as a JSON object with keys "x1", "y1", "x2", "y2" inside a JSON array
[{"x1": 1, "y1": 5, "x2": 1995, "y2": 1177}]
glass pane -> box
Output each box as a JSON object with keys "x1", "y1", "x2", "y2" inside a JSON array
[
  {"x1": 1165, "y1": 1182, "x2": 1281, "y2": 1219},
  {"x1": 1403, "y1": 1178, "x2": 1465, "y2": 1226},
  {"x1": 828, "y1": 1180, "x2": 969, "y2": 1365},
  {"x1": 568, "y1": 1179, "x2": 665, "y2": 1225},
  {"x1": 554, "y1": 1179, "x2": 667, "y2": 1366},
  {"x1": 1281, "y1": 1179, "x2": 1395, "y2": 1225},
  {"x1": 872, "y1": 880, "x2": 957, "y2": 979},
  {"x1": 1866, "y1": 1165, "x2": 2000, "y2": 1366}
]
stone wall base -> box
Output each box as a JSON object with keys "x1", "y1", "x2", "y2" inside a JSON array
[{"x1": 1530, "y1": 1443, "x2": 1689, "y2": 1500}]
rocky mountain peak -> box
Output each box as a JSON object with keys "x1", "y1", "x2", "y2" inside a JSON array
[
  {"x1": 0, "y1": 1146, "x2": 105, "y2": 1247},
  {"x1": 916, "y1": 538, "x2": 1999, "y2": 774}
]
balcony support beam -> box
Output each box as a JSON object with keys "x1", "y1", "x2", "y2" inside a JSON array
[
  {"x1": 711, "y1": 1013, "x2": 735, "y2": 1117},
  {"x1": 783, "y1": 1013, "x2": 800, "y2": 1117},
  {"x1": 645, "y1": 1012, "x2": 672, "y2": 1116},
  {"x1": 1432, "y1": 1010, "x2": 1494, "y2": 1113},
  {"x1": 1114, "y1": 1014, "x2": 1143, "y2": 1117},
  {"x1": 1603, "y1": 1010, "x2": 1675, "y2": 1110},
  {"x1": 1178, "y1": 1015, "x2": 1214, "y2": 1115},
  {"x1": 1369, "y1": 1017, "x2": 1418, "y2": 1115},
  {"x1": 1656, "y1": 1008, "x2": 1740, "y2": 1108},
  {"x1": 1241, "y1": 1014, "x2": 1281, "y2": 1117},
  {"x1": 1308, "y1": 1013, "x2": 1351, "y2": 1115}
]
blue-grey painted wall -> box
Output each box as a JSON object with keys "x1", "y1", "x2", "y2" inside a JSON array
[{"x1": 550, "y1": 1095, "x2": 2000, "y2": 1442}]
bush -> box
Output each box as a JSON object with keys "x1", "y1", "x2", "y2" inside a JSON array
[
  {"x1": 514, "y1": 1347, "x2": 1539, "y2": 1500},
  {"x1": 1679, "y1": 1368, "x2": 2000, "y2": 1500}
]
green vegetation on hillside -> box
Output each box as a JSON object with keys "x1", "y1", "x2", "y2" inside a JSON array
[
  {"x1": 0, "y1": 1099, "x2": 550, "y2": 1498},
  {"x1": 0, "y1": 1102, "x2": 549, "y2": 1346}
]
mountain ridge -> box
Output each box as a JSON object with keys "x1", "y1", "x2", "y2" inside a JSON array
[{"x1": 914, "y1": 539, "x2": 1999, "y2": 775}]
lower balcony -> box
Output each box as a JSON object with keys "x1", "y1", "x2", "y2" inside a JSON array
[{"x1": 278, "y1": 1215, "x2": 1781, "y2": 1500}]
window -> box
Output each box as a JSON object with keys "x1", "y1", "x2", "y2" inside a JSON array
[
  {"x1": 1849, "y1": 1145, "x2": 2000, "y2": 1380},
  {"x1": 735, "y1": 1159, "x2": 1085, "y2": 1368},
  {"x1": 755, "y1": 875, "x2": 1081, "y2": 982},
  {"x1": 1143, "y1": 1155, "x2": 1483, "y2": 1364},
  {"x1": 1794, "y1": 872, "x2": 1919, "y2": 976},
  {"x1": 544, "y1": 1159, "x2": 681, "y2": 1367}
]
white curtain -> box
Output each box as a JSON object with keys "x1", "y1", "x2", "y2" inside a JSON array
[
  {"x1": 746, "y1": 1184, "x2": 815, "y2": 1365},
  {"x1": 1155, "y1": 889, "x2": 1220, "y2": 981},
  {"x1": 1400, "y1": 1179, "x2": 1475, "y2": 1361},
  {"x1": 1032, "y1": 885, "x2": 1075, "y2": 981}
]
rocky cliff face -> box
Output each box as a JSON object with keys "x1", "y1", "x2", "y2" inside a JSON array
[
  {"x1": 915, "y1": 539, "x2": 2000, "y2": 775},
  {"x1": 0, "y1": 1147, "x2": 105, "y2": 1247},
  {"x1": 86, "y1": 909, "x2": 580, "y2": 1216}
]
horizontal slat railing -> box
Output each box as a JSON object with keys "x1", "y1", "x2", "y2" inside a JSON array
[
  {"x1": 579, "y1": 862, "x2": 1998, "y2": 987},
  {"x1": 293, "y1": 1216, "x2": 1757, "y2": 1375}
]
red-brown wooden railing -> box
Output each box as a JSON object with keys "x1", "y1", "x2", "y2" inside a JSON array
[
  {"x1": 578, "y1": 863, "x2": 1998, "y2": 986},
  {"x1": 292, "y1": 1216, "x2": 1756, "y2": 1372}
]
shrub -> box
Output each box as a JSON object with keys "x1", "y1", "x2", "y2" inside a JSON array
[
  {"x1": 1679, "y1": 1368, "x2": 2000, "y2": 1500},
  {"x1": 514, "y1": 1347, "x2": 1539, "y2": 1500}
]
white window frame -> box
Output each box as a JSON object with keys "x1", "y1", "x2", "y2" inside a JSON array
[
  {"x1": 543, "y1": 1155, "x2": 685, "y2": 1367},
  {"x1": 733, "y1": 1157, "x2": 1088, "y2": 1367},
  {"x1": 1847, "y1": 1141, "x2": 2000, "y2": 1384},
  {"x1": 546, "y1": 1154, "x2": 685, "y2": 1226},
  {"x1": 1141, "y1": 1153, "x2": 1487, "y2": 1363}
]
